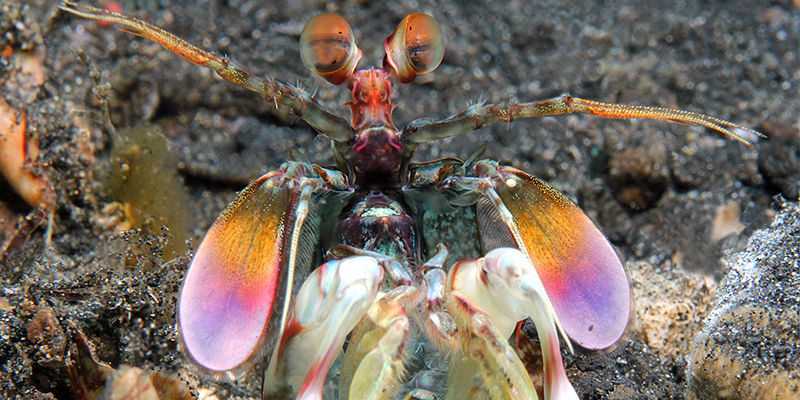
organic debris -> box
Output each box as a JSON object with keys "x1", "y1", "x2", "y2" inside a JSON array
[
  {"x1": 67, "y1": 321, "x2": 193, "y2": 400},
  {"x1": 102, "y1": 125, "x2": 194, "y2": 261},
  {"x1": 0, "y1": 98, "x2": 54, "y2": 211}
]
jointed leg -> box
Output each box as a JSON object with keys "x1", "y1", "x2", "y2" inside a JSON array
[
  {"x1": 449, "y1": 248, "x2": 579, "y2": 400},
  {"x1": 348, "y1": 289, "x2": 413, "y2": 400},
  {"x1": 263, "y1": 256, "x2": 384, "y2": 400},
  {"x1": 447, "y1": 291, "x2": 539, "y2": 399},
  {"x1": 59, "y1": 1, "x2": 354, "y2": 142},
  {"x1": 403, "y1": 94, "x2": 763, "y2": 146},
  {"x1": 61, "y1": 2, "x2": 265, "y2": 92}
]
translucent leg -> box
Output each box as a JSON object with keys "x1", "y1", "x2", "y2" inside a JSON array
[
  {"x1": 263, "y1": 256, "x2": 383, "y2": 400},
  {"x1": 448, "y1": 291, "x2": 540, "y2": 400},
  {"x1": 348, "y1": 289, "x2": 412, "y2": 399}
]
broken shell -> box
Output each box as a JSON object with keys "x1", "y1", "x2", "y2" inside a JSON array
[{"x1": 0, "y1": 98, "x2": 55, "y2": 210}]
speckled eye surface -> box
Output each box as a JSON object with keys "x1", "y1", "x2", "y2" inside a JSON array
[
  {"x1": 384, "y1": 13, "x2": 444, "y2": 83},
  {"x1": 300, "y1": 13, "x2": 362, "y2": 85}
]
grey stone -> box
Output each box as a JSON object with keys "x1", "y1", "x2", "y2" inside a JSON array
[{"x1": 688, "y1": 201, "x2": 800, "y2": 400}]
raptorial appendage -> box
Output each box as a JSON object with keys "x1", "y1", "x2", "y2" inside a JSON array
[{"x1": 264, "y1": 256, "x2": 384, "y2": 399}]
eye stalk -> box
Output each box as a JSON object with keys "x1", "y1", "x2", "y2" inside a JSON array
[
  {"x1": 300, "y1": 13, "x2": 362, "y2": 85},
  {"x1": 384, "y1": 13, "x2": 445, "y2": 84}
]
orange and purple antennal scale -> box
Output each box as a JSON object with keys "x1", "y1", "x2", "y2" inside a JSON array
[{"x1": 60, "y1": 1, "x2": 763, "y2": 398}]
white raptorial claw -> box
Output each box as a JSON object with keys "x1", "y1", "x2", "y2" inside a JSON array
[
  {"x1": 481, "y1": 249, "x2": 573, "y2": 354},
  {"x1": 451, "y1": 248, "x2": 579, "y2": 400},
  {"x1": 264, "y1": 256, "x2": 384, "y2": 400}
]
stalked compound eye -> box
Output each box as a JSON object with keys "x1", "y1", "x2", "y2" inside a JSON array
[
  {"x1": 384, "y1": 13, "x2": 444, "y2": 84},
  {"x1": 300, "y1": 13, "x2": 362, "y2": 85}
]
